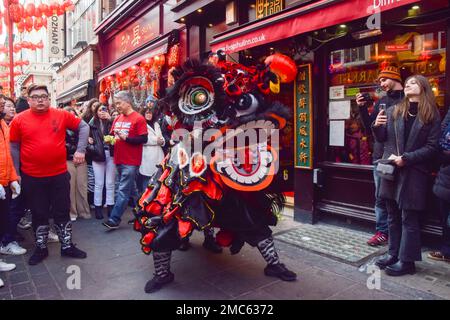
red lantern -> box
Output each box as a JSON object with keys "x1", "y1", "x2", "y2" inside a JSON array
[
  {"x1": 13, "y1": 43, "x2": 22, "y2": 52},
  {"x1": 36, "y1": 41, "x2": 44, "y2": 49},
  {"x1": 25, "y1": 3, "x2": 36, "y2": 17},
  {"x1": 24, "y1": 17, "x2": 33, "y2": 32},
  {"x1": 34, "y1": 5, "x2": 42, "y2": 17},
  {"x1": 17, "y1": 20, "x2": 25, "y2": 33},
  {"x1": 50, "y1": 2, "x2": 59, "y2": 14},
  {"x1": 39, "y1": 4, "x2": 49, "y2": 17},
  {"x1": 9, "y1": 4, "x2": 22, "y2": 23},
  {"x1": 34, "y1": 17, "x2": 43, "y2": 31},
  {"x1": 42, "y1": 17, "x2": 48, "y2": 28},
  {"x1": 264, "y1": 53, "x2": 298, "y2": 83}
]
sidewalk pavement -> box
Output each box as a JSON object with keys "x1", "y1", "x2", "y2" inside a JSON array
[{"x1": 0, "y1": 207, "x2": 449, "y2": 300}]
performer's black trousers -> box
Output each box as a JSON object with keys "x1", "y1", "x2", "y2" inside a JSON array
[{"x1": 22, "y1": 172, "x2": 71, "y2": 230}]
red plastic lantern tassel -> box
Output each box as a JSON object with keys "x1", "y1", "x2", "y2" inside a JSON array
[
  {"x1": 36, "y1": 41, "x2": 44, "y2": 49},
  {"x1": 42, "y1": 17, "x2": 48, "y2": 28}
]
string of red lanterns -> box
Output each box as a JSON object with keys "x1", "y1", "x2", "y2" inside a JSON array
[{"x1": 0, "y1": 1, "x2": 74, "y2": 95}]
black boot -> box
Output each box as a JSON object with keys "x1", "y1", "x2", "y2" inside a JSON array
[
  {"x1": 95, "y1": 206, "x2": 103, "y2": 220},
  {"x1": 385, "y1": 261, "x2": 416, "y2": 276},
  {"x1": 54, "y1": 222, "x2": 87, "y2": 259},
  {"x1": 145, "y1": 251, "x2": 174, "y2": 293},
  {"x1": 375, "y1": 254, "x2": 398, "y2": 270},
  {"x1": 29, "y1": 225, "x2": 49, "y2": 266},
  {"x1": 202, "y1": 229, "x2": 222, "y2": 254},
  {"x1": 29, "y1": 247, "x2": 49, "y2": 266}
]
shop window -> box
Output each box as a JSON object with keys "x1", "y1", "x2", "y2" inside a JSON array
[
  {"x1": 327, "y1": 27, "x2": 447, "y2": 166},
  {"x1": 66, "y1": 0, "x2": 99, "y2": 55}
]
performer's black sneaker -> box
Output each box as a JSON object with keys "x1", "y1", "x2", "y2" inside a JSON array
[
  {"x1": 203, "y1": 237, "x2": 222, "y2": 254},
  {"x1": 28, "y1": 247, "x2": 48, "y2": 266},
  {"x1": 144, "y1": 272, "x2": 174, "y2": 293},
  {"x1": 264, "y1": 263, "x2": 297, "y2": 281},
  {"x1": 178, "y1": 238, "x2": 190, "y2": 251},
  {"x1": 61, "y1": 245, "x2": 87, "y2": 259}
]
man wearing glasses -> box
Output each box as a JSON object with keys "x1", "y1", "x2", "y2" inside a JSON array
[{"x1": 9, "y1": 84, "x2": 90, "y2": 265}]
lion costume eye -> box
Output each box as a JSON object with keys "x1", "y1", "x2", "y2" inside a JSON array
[{"x1": 178, "y1": 76, "x2": 215, "y2": 115}]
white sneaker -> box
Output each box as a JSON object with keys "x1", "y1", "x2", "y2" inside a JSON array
[
  {"x1": 0, "y1": 277, "x2": 4, "y2": 288},
  {"x1": 0, "y1": 241, "x2": 27, "y2": 255},
  {"x1": 0, "y1": 259, "x2": 16, "y2": 272},
  {"x1": 48, "y1": 230, "x2": 59, "y2": 243},
  {"x1": 17, "y1": 216, "x2": 32, "y2": 230}
]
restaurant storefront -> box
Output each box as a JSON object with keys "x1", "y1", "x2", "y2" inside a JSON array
[
  {"x1": 55, "y1": 46, "x2": 100, "y2": 106},
  {"x1": 209, "y1": 0, "x2": 450, "y2": 235},
  {"x1": 95, "y1": 0, "x2": 186, "y2": 108}
]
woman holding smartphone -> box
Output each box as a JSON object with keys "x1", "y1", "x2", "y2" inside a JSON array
[
  {"x1": 87, "y1": 103, "x2": 116, "y2": 219},
  {"x1": 372, "y1": 75, "x2": 441, "y2": 276}
]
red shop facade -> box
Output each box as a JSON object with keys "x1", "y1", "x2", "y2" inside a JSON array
[
  {"x1": 202, "y1": 0, "x2": 450, "y2": 235},
  {"x1": 94, "y1": 0, "x2": 187, "y2": 108}
]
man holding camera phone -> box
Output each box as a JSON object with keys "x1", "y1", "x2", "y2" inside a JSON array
[{"x1": 356, "y1": 64, "x2": 404, "y2": 246}]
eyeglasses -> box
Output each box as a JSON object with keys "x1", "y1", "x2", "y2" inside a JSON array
[{"x1": 29, "y1": 94, "x2": 49, "y2": 101}]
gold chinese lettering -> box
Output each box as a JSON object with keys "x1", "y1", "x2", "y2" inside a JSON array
[
  {"x1": 299, "y1": 112, "x2": 308, "y2": 123},
  {"x1": 299, "y1": 139, "x2": 308, "y2": 149},
  {"x1": 131, "y1": 25, "x2": 141, "y2": 47},
  {"x1": 298, "y1": 97, "x2": 307, "y2": 109},
  {"x1": 299, "y1": 126, "x2": 308, "y2": 137},
  {"x1": 299, "y1": 152, "x2": 308, "y2": 164},
  {"x1": 298, "y1": 71, "x2": 306, "y2": 81},
  {"x1": 298, "y1": 84, "x2": 307, "y2": 94},
  {"x1": 256, "y1": 0, "x2": 283, "y2": 19}
]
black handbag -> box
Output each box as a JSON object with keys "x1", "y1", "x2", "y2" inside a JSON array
[
  {"x1": 376, "y1": 162, "x2": 397, "y2": 181},
  {"x1": 375, "y1": 120, "x2": 400, "y2": 181}
]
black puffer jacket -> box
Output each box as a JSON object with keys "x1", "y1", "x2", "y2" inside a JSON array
[
  {"x1": 66, "y1": 129, "x2": 79, "y2": 161},
  {"x1": 87, "y1": 118, "x2": 114, "y2": 162},
  {"x1": 433, "y1": 108, "x2": 450, "y2": 201}
]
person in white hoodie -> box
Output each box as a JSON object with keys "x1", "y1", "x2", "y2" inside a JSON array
[{"x1": 139, "y1": 107, "x2": 165, "y2": 193}]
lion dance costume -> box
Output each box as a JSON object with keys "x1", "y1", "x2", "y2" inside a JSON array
[{"x1": 133, "y1": 51, "x2": 298, "y2": 293}]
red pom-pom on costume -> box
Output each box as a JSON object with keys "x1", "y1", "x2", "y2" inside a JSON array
[
  {"x1": 141, "y1": 231, "x2": 156, "y2": 246},
  {"x1": 264, "y1": 53, "x2": 297, "y2": 83},
  {"x1": 215, "y1": 230, "x2": 234, "y2": 247}
]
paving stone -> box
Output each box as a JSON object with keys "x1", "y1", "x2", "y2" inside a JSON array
[
  {"x1": 11, "y1": 283, "x2": 34, "y2": 298},
  {"x1": 31, "y1": 273, "x2": 55, "y2": 287},
  {"x1": 36, "y1": 284, "x2": 61, "y2": 299},
  {"x1": 8, "y1": 271, "x2": 30, "y2": 285}
]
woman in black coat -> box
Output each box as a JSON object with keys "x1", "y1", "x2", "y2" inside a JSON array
[
  {"x1": 372, "y1": 75, "x2": 441, "y2": 276},
  {"x1": 87, "y1": 103, "x2": 115, "y2": 219},
  {"x1": 429, "y1": 108, "x2": 450, "y2": 262}
]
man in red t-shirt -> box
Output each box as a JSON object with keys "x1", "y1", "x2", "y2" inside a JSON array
[
  {"x1": 103, "y1": 90, "x2": 147, "y2": 230},
  {"x1": 9, "y1": 84, "x2": 90, "y2": 266}
]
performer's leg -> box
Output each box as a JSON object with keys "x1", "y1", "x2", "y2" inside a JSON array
[
  {"x1": 203, "y1": 227, "x2": 222, "y2": 253},
  {"x1": 257, "y1": 237, "x2": 297, "y2": 281},
  {"x1": 145, "y1": 251, "x2": 174, "y2": 293}
]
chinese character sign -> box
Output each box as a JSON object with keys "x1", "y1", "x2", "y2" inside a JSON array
[
  {"x1": 295, "y1": 64, "x2": 313, "y2": 169},
  {"x1": 255, "y1": 0, "x2": 284, "y2": 19}
]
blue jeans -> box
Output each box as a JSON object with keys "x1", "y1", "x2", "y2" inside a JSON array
[
  {"x1": 109, "y1": 165, "x2": 139, "y2": 224},
  {"x1": 140, "y1": 175, "x2": 151, "y2": 195},
  {"x1": 373, "y1": 165, "x2": 389, "y2": 234}
]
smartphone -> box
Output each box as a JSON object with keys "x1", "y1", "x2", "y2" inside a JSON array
[
  {"x1": 362, "y1": 92, "x2": 374, "y2": 104},
  {"x1": 379, "y1": 103, "x2": 387, "y2": 113}
]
